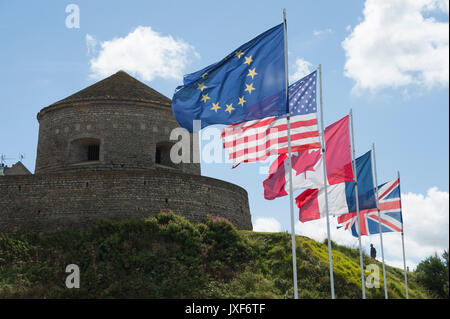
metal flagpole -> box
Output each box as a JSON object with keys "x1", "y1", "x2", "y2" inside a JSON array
[
  {"x1": 349, "y1": 108, "x2": 366, "y2": 299},
  {"x1": 318, "y1": 64, "x2": 335, "y2": 299},
  {"x1": 283, "y1": 8, "x2": 299, "y2": 300},
  {"x1": 372, "y1": 143, "x2": 388, "y2": 299},
  {"x1": 398, "y1": 171, "x2": 409, "y2": 299}
]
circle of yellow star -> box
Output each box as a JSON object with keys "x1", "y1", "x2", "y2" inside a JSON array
[
  {"x1": 244, "y1": 83, "x2": 256, "y2": 94},
  {"x1": 235, "y1": 50, "x2": 244, "y2": 59},
  {"x1": 197, "y1": 82, "x2": 207, "y2": 92},
  {"x1": 210, "y1": 102, "x2": 221, "y2": 112},
  {"x1": 243, "y1": 55, "x2": 253, "y2": 65},
  {"x1": 247, "y1": 68, "x2": 258, "y2": 80},
  {"x1": 238, "y1": 96, "x2": 246, "y2": 107},
  {"x1": 200, "y1": 93, "x2": 211, "y2": 103},
  {"x1": 201, "y1": 72, "x2": 208, "y2": 79},
  {"x1": 225, "y1": 103, "x2": 235, "y2": 114}
]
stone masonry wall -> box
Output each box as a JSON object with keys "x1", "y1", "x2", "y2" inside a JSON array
[
  {"x1": 0, "y1": 170, "x2": 252, "y2": 232},
  {"x1": 35, "y1": 100, "x2": 200, "y2": 176}
]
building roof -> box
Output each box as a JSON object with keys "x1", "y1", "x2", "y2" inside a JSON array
[
  {"x1": 0, "y1": 161, "x2": 32, "y2": 176},
  {"x1": 48, "y1": 71, "x2": 172, "y2": 108}
]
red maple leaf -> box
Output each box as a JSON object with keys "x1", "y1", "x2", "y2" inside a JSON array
[{"x1": 292, "y1": 149, "x2": 321, "y2": 177}]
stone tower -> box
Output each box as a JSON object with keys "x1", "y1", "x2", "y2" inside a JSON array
[
  {"x1": 35, "y1": 71, "x2": 200, "y2": 175},
  {"x1": 0, "y1": 71, "x2": 252, "y2": 232}
]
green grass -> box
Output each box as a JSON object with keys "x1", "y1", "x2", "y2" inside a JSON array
[{"x1": 0, "y1": 213, "x2": 431, "y2": 298}]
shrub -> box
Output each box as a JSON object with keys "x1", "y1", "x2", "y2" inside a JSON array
[{"x1": 415, "y1": 251, "x2": 449, "y2": 298}]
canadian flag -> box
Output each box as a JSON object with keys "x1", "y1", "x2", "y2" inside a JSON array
[{"x1": 263, "y1": 115, "x2": 353, "y2": 200}]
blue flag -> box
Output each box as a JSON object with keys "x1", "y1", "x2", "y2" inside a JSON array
[
  {"x1": 172, "y1": 23, "x2": 286, "y2": 132},
  {"x1": 345, "y1": 150, "x2": 377, "y2": 212}
]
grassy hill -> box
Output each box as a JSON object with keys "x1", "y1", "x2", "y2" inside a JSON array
[{"x1": 0, "y1": 213, "x2": 429, "y2": 298}]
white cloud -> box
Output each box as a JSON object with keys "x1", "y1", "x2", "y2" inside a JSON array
[
  {"x1": 401, "y1": 187, "x2": 449, "y2": 260},
  {"x1": 342, "y1": 0, "x2": 449, "y2": 91},
  {"x1": 313, "y1": 28, "x2": 333, "y2": 37},
  {"x1": 289, "y1": 58, "x2": 314, "y2": 83},
  {"x1": 88, "y1": 26, "x2": 199, "y2": 82},
  {"x1": 424, "y1": 0, "x2": 449, "y2": 13},
  {"x1": 85, "y1": 34, "x2": 97, "y2": 56},
  {"x1": 295, "y1": 187, "x2": 449, "y2": 269},
  {"x1": 253, "y1": 217, "x2": 282, "y2": 233}
]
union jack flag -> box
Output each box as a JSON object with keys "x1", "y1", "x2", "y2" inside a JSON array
[{"x1": 337, "y1": 178, "x2": 403, "y2": 237}]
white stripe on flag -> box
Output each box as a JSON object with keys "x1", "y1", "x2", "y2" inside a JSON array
[
  {"x1": 230, "y1": 137, "x2": 321, "y2": 163},
  {"x1": 222, "y1": 113, "x2": 320, "y2": 164},
  {"x1": 222, "y1": 113, "x2": 318, "y2": 143},
  {"x1": 225, "y1": 124, "x2": 319, "y2": 153}
]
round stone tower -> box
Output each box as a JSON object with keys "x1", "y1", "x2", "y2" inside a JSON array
[
  {"x1": 35, "y1": 71, "x2": 199, "y2": 175},
  {"x1": 0, "y1": 70, "x2": 252, "y2": 231}
]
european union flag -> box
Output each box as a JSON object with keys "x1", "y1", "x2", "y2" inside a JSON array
[{"x1": 172, "y1": 24, "x2": 286, "y2": 132}]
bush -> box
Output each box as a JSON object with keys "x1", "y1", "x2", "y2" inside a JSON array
[
  {"x1": 415, "y1": 250, "x2": 449, "y2": 298},
  {"x1": 0, "y1": 213, "x2": 435, "y2": 299}
]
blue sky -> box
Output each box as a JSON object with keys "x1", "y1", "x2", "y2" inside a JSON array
[{"x1": 0, "y1": 0, "x2": 448, "y2": 269}]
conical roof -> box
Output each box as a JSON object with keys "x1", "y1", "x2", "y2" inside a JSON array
[{"x1": 48, "y1": 71, "x2": 171, "y2": 107}]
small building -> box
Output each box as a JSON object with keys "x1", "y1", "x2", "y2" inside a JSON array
[{"x1": 0, "y1": 162, "x2": 32, "y2": 176}]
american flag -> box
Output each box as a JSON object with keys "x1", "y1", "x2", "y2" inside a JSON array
[
  {"x1": 221, "y1": 71, "x2": 321, "y2": 165},
  {"x1": 337, "y1": 178, "x2": 403, "y2": 236}
]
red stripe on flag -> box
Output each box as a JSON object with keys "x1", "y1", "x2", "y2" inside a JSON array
[
  {"x1": 379, "y1": 179, "x2": 399, "y2": 200},
  {"x1": 223, "y1": 129, "x2": 319, "y2": 149},
  {"x1": 337, "y1": 212, "x2": 356, "y2": 224},
  {"x1": 233, "y1": 116, "x2": 278, "y2": 133},
  {"x1": 356, "y1": 211, "x2": 369, "y2": 236},
  {"x1": 221, "y1": 113, "x2": 321, "y2": 164},
  {"x1": 226, "y1": 132, "x2": 320, "y2": 159},
  {"x1": 369, "y1": 214, "x2": 403, "y2": 232},
  {"x1": 269, "y1": 118, "x2": 318, "y2": 132},
  {"x1": 222, "y1": 121, "x2": 319, "y2": 149},
  {"x1": 223, "y1": 118, "x2": 318, "y2": 138},
  {"x1": 378, "y1": 200, "x2": 401, "y2": 211}
]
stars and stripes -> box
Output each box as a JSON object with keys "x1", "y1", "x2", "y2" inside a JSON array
[
  {"x1": 337, "y1": 178, "x2": 403, "y2": 237},
  {"x1": 221, "y1": 71, "x2": 321, "y2": 165}
]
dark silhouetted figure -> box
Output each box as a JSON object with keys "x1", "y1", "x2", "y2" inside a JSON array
[{"x1": 370, "y1": 244, "x2": 376, "y2": 260}]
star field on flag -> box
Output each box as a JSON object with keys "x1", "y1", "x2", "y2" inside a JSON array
[{"x1": 171, "y1": 24, "x2": 286, "y2": 132}]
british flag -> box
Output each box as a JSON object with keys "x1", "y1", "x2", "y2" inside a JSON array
[{"x1": 337, "y1": 178, "x2": 403, "y2": 237}]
